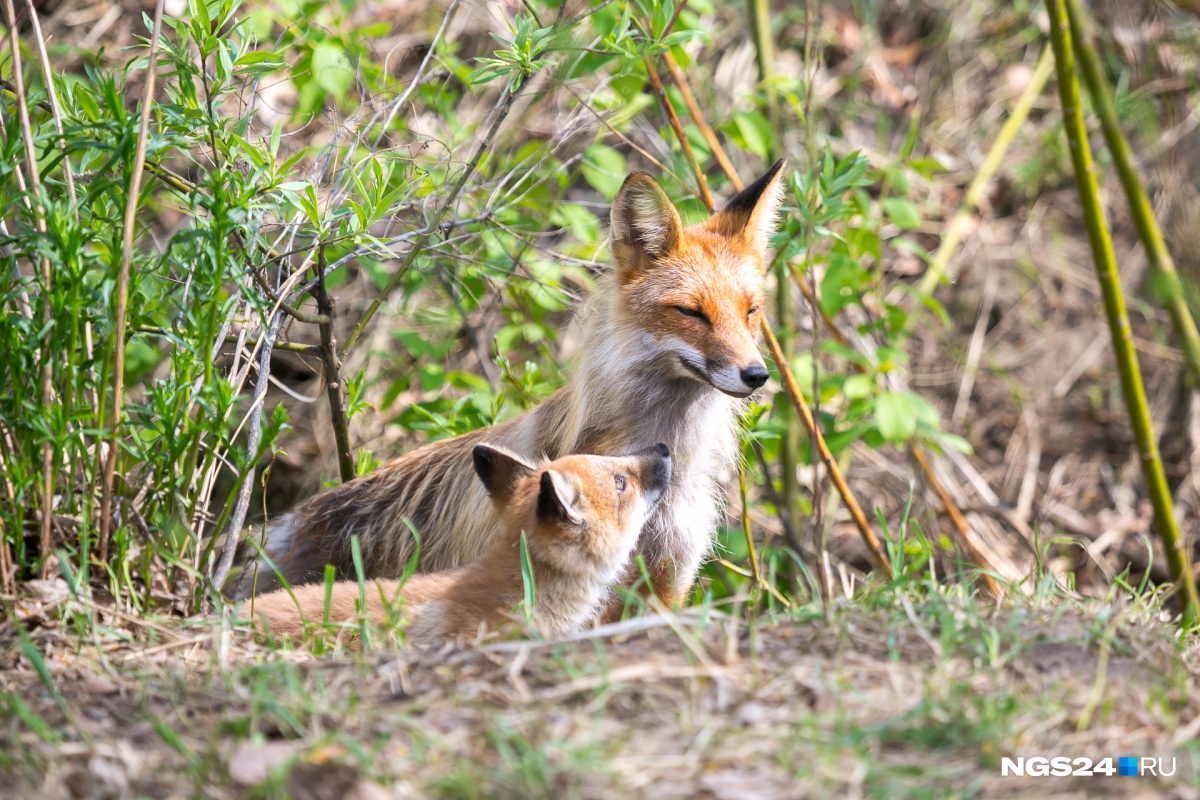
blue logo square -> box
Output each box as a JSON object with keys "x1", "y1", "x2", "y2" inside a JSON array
[{"x1": 1119, "y1": 757, "x2": 1138, "y2": 777}]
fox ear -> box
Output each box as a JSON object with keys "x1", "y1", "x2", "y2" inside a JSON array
[
  {"x1": 536, "y1": 469, "x2": 583, "y2": 527},
  {"x1": 611, "y1": 172, "x2": 683, "y2": 282},
  {"x1": 708, "y1": 159, "x2": 787, "y2": 257},
  {"x1": 473, "y1": 445, "x2": 536, "y2": 505}
]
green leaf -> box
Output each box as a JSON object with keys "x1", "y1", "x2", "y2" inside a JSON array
[
  {"x1": 233, "y1": 51, "x2": 283, "y2": 67},
  {"x1": 732, "y1": 110, "x2": 771, "y2": 161},
  {"x1": 819, "y1": 252, "x2": 866, "y2": 316},
  {"x1": 552, "y1": 203, "x2": 600, "y2": 243},
  {"x1": 519, "y1": 531, "x2": 537, "y2": 622},
  {"x1": 902, "y1": 391, "x2": 940, "y2": 429},
  {"x1": 907, "y1": 156, "x2": 948, "y2": 179},
  {"x1": 843, "y1": 374, "x2": 874, "y2": 401},
  {"x1": 311, "y1": 42, "x2": 353, "y2": 99},
  {"x1": 930, "y1": 431, "x2": 973, "y2": 455},
  {"x1": 788, "y1": 353, "x2": 815, "y2": 402},
  {"x1": 581, "y1": 144, "x2": 627, "y2": 199},
  {"x1": 466, "y1": 64, "x2": 509, "y2": 86},
  {"x1": 882, "y1": 197, "x2": 921, "y2": 230},
  {"x1": 875, "y1": 391, "x2": 916, "y2": 444}
]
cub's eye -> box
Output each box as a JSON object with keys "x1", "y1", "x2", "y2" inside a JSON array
[
  {"x1": 614, "y1": 474, "x2": 627, "y2": 493},
  {"x1": 747, "y1": 306, "x2": 760, "y2": 320},
  {"x1": 674, "y1": 306, "x2": 709, "y2": 323}
]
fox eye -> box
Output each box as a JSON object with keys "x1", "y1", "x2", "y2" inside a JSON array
[
  {"x1": 747, "y1": 306, "x2": 760, "y2": 319},
  {"x1": 674, "y1": 306, "x2": 709, "y2": 324},
  {"x1": 614, "y1": 474, "x2": 627, "y2": 494}
]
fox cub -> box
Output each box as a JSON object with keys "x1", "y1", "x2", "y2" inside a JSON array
[
  {"x1": 252, "y1": 444, "x2": 672, "y2": 645},
  {"x1": 232, "y1": 160, "x2": 786, "y2": 608}
]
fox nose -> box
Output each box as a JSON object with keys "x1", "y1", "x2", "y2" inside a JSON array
[
  {"x1": 640, "y1": 443, "x2": 673, "y2": 501},
  {"x1": 740, "y1": 364, "x2": 769, "y2": 389}
]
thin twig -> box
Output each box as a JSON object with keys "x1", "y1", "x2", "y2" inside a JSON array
[
  {"x1": 644, "y1": 58, "x2": 714, "y2": 211},
  {"x1": 313, "y1": 244, "x2": 355, "y2": 483},
  {"x1": 558, "y1": 80, "x2": 677, "y2": 176},
  {"x1": 144, "y1": 161, "x2": 198, "y2": 195},
  {"x1": 343, "y1": 77, "x2": 530, "y2": 355},
  {"x1": 909, "y1": 444, "x2": 1001, "y2": 598},
  {"x1": 372, "y1": 0, "x2": 460, "y2": 149},
  {"x1": 804, "y1": 245, "x2": 834, "y2": 605},
  {"x1": 762, "y1": 321, "x2": 891, "y2": 573},
  {"x1": 211, "y1": 312, "x2": 284, "y2": 594},
  {"x1": 750, "y1": 439, "x2": 801, "y2": 552},
  {"x1": 23, "y1": 0, "x2": 76, "y2": 208},
  {"x1": 795, "y1": 274, "x2": 1003, "y2": 586},
  {"x1": 746, "y1": 0, "x2": 802, "y2": 582},
  {"x1": 738, "y1": 462, "x2": 764, "y2": 587},
  {"x1": 133, "y1": 325, "x2": 320, "y2": 353},
  {"x1": 24, "y1": 0, "x2": 99, "y2": 423},
  {"x1": 0, "y1": 77, "x2": 51, "y2": 113},
  {"x1": 783, "y1": 261, "x2": 1003, "y2": 588},
  {"x1": 662, "y1": 52, "x2": 742, "y2": 190},
  {"x1": 99, "y1": 0, "x2": 167, "y2": 564},
  {"x1": 249, "y1": 263, "x2": 330, "y2": 325},
  {"x1": 1047, "y1": 0, "x2": 1200, "y2": 627}
]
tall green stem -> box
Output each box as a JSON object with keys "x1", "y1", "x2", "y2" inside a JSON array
[
  {"x1": 747, "y1": 0, "x2": 800, "y2": 541},
  {"x1": 1064, "y1": 0, "x2": 1200, "y2": 390},
  {"x1": 1047, "y1": 0, "x2": 1200, "y2": 628}
]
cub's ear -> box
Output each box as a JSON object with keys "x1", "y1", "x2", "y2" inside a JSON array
[
  {"x1": 610, "y1": 172, "x2": 683, "y2": 283},
  {"x1": 473, "y1": 445, "x2": 537, "y2": 505},
  {"x1": 707, "y1": 159, "x2": 787, "y2": 257},
  {"x1": 536, "y1": 469, "x2": 583, "y2": 527}
]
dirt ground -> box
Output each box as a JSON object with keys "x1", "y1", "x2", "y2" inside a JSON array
[{"x1": 3, "y1": 588, "x2": 1199, "y2": 799}]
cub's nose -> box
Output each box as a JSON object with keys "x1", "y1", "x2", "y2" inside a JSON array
[
  {"x1": 740, "y1": 364, "x2": 769, "y2": 389},
  {"x1": 639, "y1": 443, "x2": 673, "y2": 501}
]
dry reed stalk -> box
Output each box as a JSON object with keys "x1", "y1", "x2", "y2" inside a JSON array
[
  {"x1": 3, "y1": 0, "x2": 54, "y2": 577},
  {"x1": 662, "y1": 52, "x2": 743, "y2": 191},
  {"x1": 99, "y1": 0, "x2": 167, "y2": 563}
]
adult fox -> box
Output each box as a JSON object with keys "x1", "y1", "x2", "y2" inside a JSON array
[
  {"x1": 253, "y1": 444, "x2": 672, "y2": 645},
  {"x1": 232, "y1": 159, "x2": 786, "y2": 606}
]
